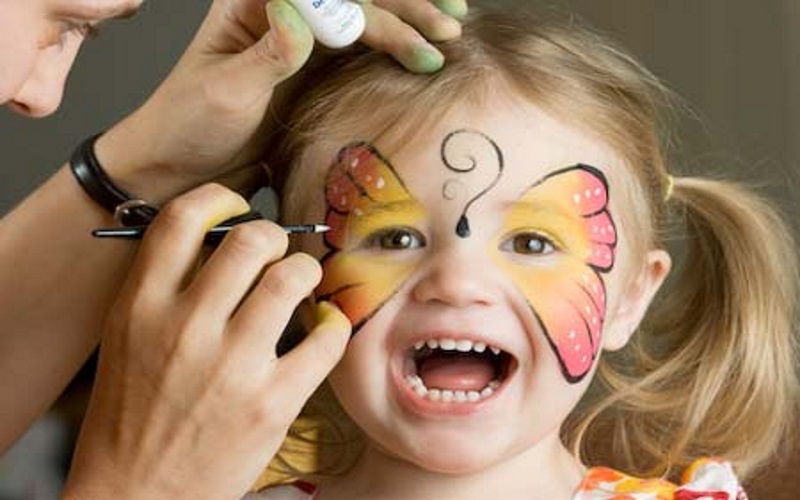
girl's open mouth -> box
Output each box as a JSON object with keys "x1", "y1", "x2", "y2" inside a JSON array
[{"x1": 401, "y1": 337, "x2": 517, "y2": 404}]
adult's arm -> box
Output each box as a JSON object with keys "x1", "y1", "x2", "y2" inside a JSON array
[{"x1": 0, "y1": 0, "x2": 467, "y2": 451}]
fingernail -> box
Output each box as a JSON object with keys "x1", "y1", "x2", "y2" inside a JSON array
[
  {"x1": 315, "y1": 301, "x2": 352, "y2": 331},
  {"x1": 269, "y1": 0, "x2": 308, "y2": 34},
  {"x1": 266, "y1": 0, "x2": 314, "y2": 74},
  {"x1": 315, "y1": 300, "x2": 337, "y2": 323},
  {"x1": 405, "y1": 45, "x2": 445, "y2": 74},
  {"x1": 204, "y1": 196, "x2": 250, "y2": 231},
  {"x1": 433, "y1": 0, "x2": 468, "y2": 21}
]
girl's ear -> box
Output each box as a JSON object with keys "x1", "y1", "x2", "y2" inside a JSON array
[{"x1": 603, "y1": 249, "x2": 672, "y2": 351}]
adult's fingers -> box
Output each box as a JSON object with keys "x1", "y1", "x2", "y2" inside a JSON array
[
  {"x1": 430, "y1": 0, "x2": 469, "y2": 20},
  {"x1": 228, "y1": 252, "x2": 323, "y2": 354},
  {"x1": 129, "y1": 184, "x2": 250, "y2": 297},
  {"x1": 360, "y1": 3, "x2": 445, "y2": 73},
  {"x1": 373, "y1": 0, "x2": 462, "y2": 41},
  {"x1": 221, "y1": 0, "x2": 315, "y2": 99},
  {"x1": 274, "y1": 301, "x2": 351, "y2": 400},
  {"x1": 185, "y1": 220, "x2": 289, "y2": 320}
]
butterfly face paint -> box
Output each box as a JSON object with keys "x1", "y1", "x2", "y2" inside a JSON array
[
  {"x1": 316, "y1": 136, "x2": 616, "y2": 385},
  {"x1": 492, "y1": 165, "x2": 617, "y2": 383},
  {"x1": 316, "y1": 143, "x2": 426, "y2": 334}
]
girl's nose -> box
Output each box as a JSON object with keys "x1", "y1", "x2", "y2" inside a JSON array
[
  {"x1": 9, "y1": 34, "x2": 83, "y2": 118},
  {"x1": 411, "y1": 244, "x2": 500, "y2": 308}
]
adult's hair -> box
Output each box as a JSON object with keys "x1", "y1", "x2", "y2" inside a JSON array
[{"x1": 255, "y1": 1, "x2": 799, "y2": 487}]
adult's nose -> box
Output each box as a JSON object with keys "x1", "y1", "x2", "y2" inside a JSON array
[
  {"x1": 410, "y1": 243, "x2": 501, "y2": 308},
  {"x1": 7, "y1": 33, "x2": 83, "y2": 118}
]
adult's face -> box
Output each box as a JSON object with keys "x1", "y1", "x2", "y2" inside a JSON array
[{"x1": 0, "y1": 0, "x2": 142, "y2": 118}]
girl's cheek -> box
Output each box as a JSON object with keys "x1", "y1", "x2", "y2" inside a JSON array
[{"x1": 317, "y1": 253, "x2": 420, "y2": 334}]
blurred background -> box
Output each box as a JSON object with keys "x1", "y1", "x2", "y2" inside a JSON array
[{"x1": 1, "y1": 0, "x2": 798, "y2": 498}]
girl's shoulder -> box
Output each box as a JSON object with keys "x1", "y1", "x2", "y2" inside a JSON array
[{"x1": 574, "y1": 457, "x2": 747, "y2": 499}]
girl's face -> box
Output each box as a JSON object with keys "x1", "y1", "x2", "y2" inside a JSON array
[
  {"x1": 0, "y1": 0, "x2": 141, "y2": 117},
  {"x1": 298, "y1": 97, "x2": 662, "y2": 474}
]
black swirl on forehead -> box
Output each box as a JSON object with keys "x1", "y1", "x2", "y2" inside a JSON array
[{"x1": 440, "y1": 129, "x2": 505, "y2": 238}]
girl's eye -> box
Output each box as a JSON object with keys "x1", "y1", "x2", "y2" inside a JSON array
[
  {"x1": 364, "y1": 227, "x2": 426, "y2": 251},
  {"x1": 503, "y1": 232, "x2": 557, "y2": 256}
]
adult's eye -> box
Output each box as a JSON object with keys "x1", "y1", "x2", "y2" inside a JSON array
[
  {"x1": 364, "y1": 227, "x2": 426, "y2": 251},
  {"x1": 502, "y1": 232, "x2": 557, "y2": 256}
]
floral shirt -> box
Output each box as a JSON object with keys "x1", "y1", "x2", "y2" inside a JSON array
[
  {"x1": 575, "y1": 458, "x2": 747, "y2": 499},
  {"x1": 250, "y1": 458, "x2": 746, "y2": 499}
]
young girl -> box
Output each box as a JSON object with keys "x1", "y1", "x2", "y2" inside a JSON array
[{"x1": 247, "y1": 3, "x2": 799, "y2": 498}]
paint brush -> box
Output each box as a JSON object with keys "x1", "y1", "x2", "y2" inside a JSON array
[{"x1": 92, "y1": 211, "x2": 329, "y2": 244}]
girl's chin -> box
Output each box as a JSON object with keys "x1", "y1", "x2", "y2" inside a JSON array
[{"x1": 364, "y1": 445, "x2": 501, "y2": 477}]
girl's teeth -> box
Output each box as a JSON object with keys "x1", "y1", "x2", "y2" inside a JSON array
[
  {"x1": 407, "y1": 374, "x2": 424, "y2": 388},
  {"x1": 439, "y1": 339, "x2": 457, "y2": 350},
  {"x1": 404, "y1": 375, "x2": 501, "y2": 404},
  {"x1": 406, "y1": 337, "x2": 507, "y2": 404},
  {"x1": 413, "y1": 337, "x2": 502, "y2": 355},
  {"x1": 455, "y1": 339, "x2": 473, "y2": 352}
]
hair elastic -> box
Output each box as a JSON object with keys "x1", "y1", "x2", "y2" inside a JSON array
[
  {"x1": 664, "y1": 175, "x2": 675, "y2": 202},
  {"x1": 69, "y1": 133, "x2": 159, "y2": 226}
]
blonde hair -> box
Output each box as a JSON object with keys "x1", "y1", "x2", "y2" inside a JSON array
[{"x1": 256, "y1": 2, "x2": 799, "y2": 487}]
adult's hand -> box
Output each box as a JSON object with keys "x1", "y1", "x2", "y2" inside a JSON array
[
  {"x1": 96, "y1": 0, "x2": 468, "y2": 204},
  {"x1": 0, "y1": 0, "x2": 466, "y2": 456},
  {"x1": 62, "y1": 184, "x2": 351, "y2": 500}
]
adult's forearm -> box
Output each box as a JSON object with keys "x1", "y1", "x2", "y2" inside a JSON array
[{"x1": 0, "y1": 165, "x2": 135, "y2": 451}]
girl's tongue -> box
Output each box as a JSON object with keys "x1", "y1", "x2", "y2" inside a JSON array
[{"x1": 417, "y1": 351, "x2": 496, "y2": 392}]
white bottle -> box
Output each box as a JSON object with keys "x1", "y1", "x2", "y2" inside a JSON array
[{"x1": 287, "y1": 0, "x2": 366, "y2": 49}]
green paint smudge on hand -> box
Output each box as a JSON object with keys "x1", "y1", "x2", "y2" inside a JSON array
[
  {"x1": 434, "y1": 0, "x2": 468, "y2": 21},
  {"x1": 405, "y1": 45, "x2": 445, "y2": 74}
]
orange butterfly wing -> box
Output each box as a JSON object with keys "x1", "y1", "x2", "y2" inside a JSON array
[
  {"x1": 316, "y1": 143, "x2": 424, "y2": 333},
  {"x1": 496, "y1": 165, "x2": 617, "y2": 382}
]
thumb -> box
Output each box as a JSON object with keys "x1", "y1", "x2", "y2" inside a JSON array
[{"x1": 235, "y1": 0, "x2": 315, "y2": 93}]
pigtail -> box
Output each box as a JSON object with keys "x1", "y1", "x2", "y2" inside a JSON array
[{"x1": 576, "y1": 177, "x2": 799, "y2": 480}]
